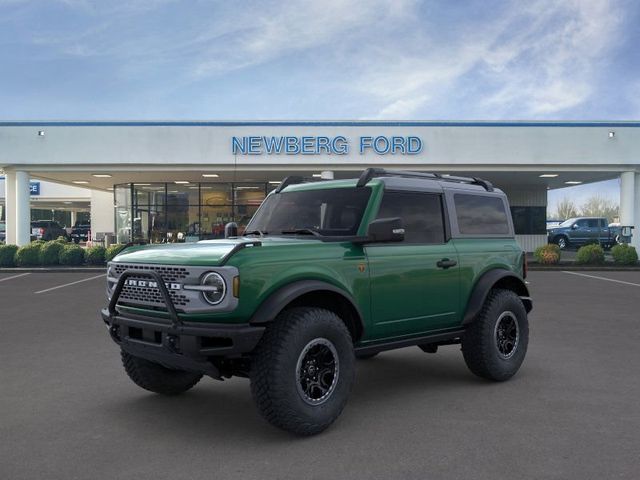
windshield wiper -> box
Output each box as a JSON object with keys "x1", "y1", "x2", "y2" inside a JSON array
[
  {"x1": 243, "y1": 230, "x2": 267, "y2": 237},
  {"x1": 280, "y1": 228, "x2": 322, "y2": 238}
]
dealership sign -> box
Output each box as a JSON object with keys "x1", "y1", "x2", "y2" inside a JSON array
[
  {"x1": 232, "y1": 135, "x2": 423, "y2": 155},
  {"x1": 30, "y1": 182, "x2": 40, "y2": 195}
]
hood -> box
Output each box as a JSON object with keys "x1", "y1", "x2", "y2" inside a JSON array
[{"x1": 111, "y1": 236, "x2": 321, "y2": 266}]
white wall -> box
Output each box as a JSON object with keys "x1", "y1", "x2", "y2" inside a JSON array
[
  {"x1": 90, "y1": 190, "x2": 114, "y2": 238},
  {"x1": 2, "y1": 122, "x2": 640, "y2": 169}
]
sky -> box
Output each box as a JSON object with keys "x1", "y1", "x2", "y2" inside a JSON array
[{"x1": 1, "y1": 0, "x2": 638, "y2": 209}]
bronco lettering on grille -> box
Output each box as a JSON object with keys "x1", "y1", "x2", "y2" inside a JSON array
[{"x1": 124, "y1": 279, "x2": 182, "y2": 290}]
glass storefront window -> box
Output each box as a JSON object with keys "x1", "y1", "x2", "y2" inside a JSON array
[
  {"x1": 114, "y1": 182, "x2": 270, "y2": 243},
  {"x1": 201, "y1": 184, "x2": 232, "y2": 205},
  {"x1": 167, "y1": 184, "x2": 200, "y2": 206},
  {"x1": 201, "y1": 205, "x2": 233, "y2": 239}
]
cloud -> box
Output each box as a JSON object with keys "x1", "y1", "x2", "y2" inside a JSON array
[{"x1": 343, "y1": 0, "x2": 623, "y2": 119}]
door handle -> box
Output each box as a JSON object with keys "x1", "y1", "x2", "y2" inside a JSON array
[{"x1": 437, "y1": 258, "x2": 457, "y2": 269}]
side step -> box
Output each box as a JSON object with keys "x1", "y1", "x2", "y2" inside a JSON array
[{"x1": 354, "y1": 328, "x2": 465, "y2": 356}]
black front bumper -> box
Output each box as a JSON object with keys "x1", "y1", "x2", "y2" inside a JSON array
[
  {"x1": 102, "y1": 269, "x2": 264, "y2": 378},
  {"x1": 102, "y1": 309, "x2": 265, "y2": 378}
]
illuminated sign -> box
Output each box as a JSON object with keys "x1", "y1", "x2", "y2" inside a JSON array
[{"x1": 231, "y1": 136, "x2": 423, "y2": 155}]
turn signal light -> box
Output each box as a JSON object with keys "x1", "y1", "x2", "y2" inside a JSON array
[{"x1": 233, "y1": 276, "x2": 240, "y2": 297}]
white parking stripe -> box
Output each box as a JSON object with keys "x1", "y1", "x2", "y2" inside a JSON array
[
  {"x1": 562, "y1": 271, "x2": 640, "y2": 287},
  {"x1": 0, "y1": 273, "x2": 31, "y2": 283},
  {"x1": 34, "y1": 274, "x2": 106, "y2": 294}
]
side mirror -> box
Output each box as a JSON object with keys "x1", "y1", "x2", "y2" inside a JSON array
[
  {"x1": 224, "y1": 222, "x2": 238, "y2": 238},
  {"x1": 366, "y1": 217, "x2": 405, "y2": 243}
]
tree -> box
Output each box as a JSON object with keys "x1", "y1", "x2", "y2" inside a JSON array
[
  {"x1": 552, "y1": 197, "x2": 578, "y2": 220},
  {"x1": 579, "y1": 195, "x2": 619, "y2": 223}
]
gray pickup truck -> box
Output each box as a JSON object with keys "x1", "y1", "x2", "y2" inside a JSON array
[{"x1": 547, "y1": 217, "x2": 617, "y2": 249}]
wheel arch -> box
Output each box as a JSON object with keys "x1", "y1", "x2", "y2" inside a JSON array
[
  {"x1": 249, "y1": 280, "x2": 365, "y2": 342},
  {"x1": 463, "y1": 269, "x2": 532, "y2": 325}
]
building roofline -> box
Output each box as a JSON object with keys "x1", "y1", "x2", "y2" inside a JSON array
[{"x1": 1, "y1": 120, "x2": 640, "y2": 128}]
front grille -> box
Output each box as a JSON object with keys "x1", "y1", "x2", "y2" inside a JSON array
[
  {"x1": 113, "y1": 263, "x2": 188, "y2": 282},
  {"x1": 113, "y1": 263, "x2": 191, "y2": 309}
]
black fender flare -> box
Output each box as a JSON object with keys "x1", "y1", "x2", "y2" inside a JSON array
[
  {"x1": 462, "y1": 269, "x2": 532, "y2": 325},
  {"x1": 249, "y1": 280, "x2": 365, "y2": 340}
]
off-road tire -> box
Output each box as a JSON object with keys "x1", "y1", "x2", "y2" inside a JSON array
[
  {"x1": 121, "y1": 350, "x2": 202, "y2": 395},
  {"x1": 250, "y1": 307, "x2": 355, "y2": 436},
  {"x1": 462, "y1": 289, "x2": 529, "y2": 381}
]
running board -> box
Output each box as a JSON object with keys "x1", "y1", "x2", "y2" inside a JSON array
[{"x1": 354, "y1": 328, "x2": 466, "y2": 356}]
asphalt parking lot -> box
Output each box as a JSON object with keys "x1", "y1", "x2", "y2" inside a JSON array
[{"x1": 1, "y1": 270, "x2": 639, "y2": 480}]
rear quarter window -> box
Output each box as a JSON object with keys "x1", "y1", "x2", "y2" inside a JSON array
[{"x1": 454, "y1": 194, "x2": 511, "y2": 235}]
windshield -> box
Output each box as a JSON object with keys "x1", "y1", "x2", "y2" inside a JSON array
[
  {"x1": 559, "y1": 218, "x2": 577, "y2": 227},
  {"x1": 246, "y1": 187, "x2": 371, "y2": 237}
]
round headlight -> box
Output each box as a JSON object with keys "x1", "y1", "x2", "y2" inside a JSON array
[{"x1": 201, "y1": 272, "x2": 226, "y2": 305}]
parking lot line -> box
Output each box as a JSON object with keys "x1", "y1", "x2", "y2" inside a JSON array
[
  {"x1": 34, "y1": 274, "x2": 106, "y2": 294},
  {"x1": 0, "y1": 273, "x2": 31, "y2": 283},
  {"x1": 562, "y1": 271, "x2": 640, "y2": 287}
]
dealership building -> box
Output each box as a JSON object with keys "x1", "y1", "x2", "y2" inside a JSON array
[{"x1": 1, "y1": 121, "x2": 639, "y2": 251}]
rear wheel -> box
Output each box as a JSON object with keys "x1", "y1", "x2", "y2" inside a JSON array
[
  {"x1": 121, "y1": 350, "x2": 202, "y2": 395},
  {"x1": 461, "y1": 289, "x2": 529, "y2": 381},
  {"x1": 250, "y1": 307, "x2": 355, "y2": 435}
]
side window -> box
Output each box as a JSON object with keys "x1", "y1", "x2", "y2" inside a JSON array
[
  {"x1": 575, "y1": 220, "x2": 588, "y2": 228},
  {"x1": 376, "y1": 191, "x2": 445, "y2": 244},
  {"x1": 454, "y1": 194, "x2": 510, "y2": 235},
  {"x1": 587, "y1": 219, "x2": 599, "y2": 228}
]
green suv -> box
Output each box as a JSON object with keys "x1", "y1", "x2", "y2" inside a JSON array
[{"x1": 102, "y1": 168, "x2": 532, "y2": 435}]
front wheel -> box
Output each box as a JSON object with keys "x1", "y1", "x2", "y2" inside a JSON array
[
  {"x1": 250, "y1": 307, "x2": 355, "y2": 435},
  {"x1": 121, "y1": 350, "x2": 202, "y2": 395},
  {"x1": 461, "y1": 289, "x2": 529, "y2": 381},
  {"x1": 555, "y1": 236, "x2": 569, "y2": 249}
]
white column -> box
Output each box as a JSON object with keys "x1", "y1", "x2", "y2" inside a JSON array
[
  {"x1": 70, "y1": 211, "x2": 77, "y2": 227},
  {"x1": 620, "y1": 171, "x2": 639, "y2": 250},
  {"x1": 634, "y1": 173, "x2": 640, "y2": 251},
  {"x1": 320, "y1": 170, "x2": 334, "y2": 180},
  {"x1": 15, "y1": 171, "x2": 31, "y2": 246},
  {"x1": 5, "y1": 172, "x2": 16, "y2": 244}
]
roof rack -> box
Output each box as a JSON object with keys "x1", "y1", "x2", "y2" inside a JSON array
[{"x1": 356, "y1": 168, "x2": 494, "y2": 192}]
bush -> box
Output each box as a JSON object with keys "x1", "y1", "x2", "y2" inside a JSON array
[
  {"x1": 59, "y1": 244, "x2": 85, "y2": 265},
  {"x1": 105, "y1": 244, "x2": 127, "y2": 262},
  {"x1": 85, "y1": 245, "x2": 106, "y2": 265},
  {"x1": 15, "y1": 243, "x2": 43, "y2": 266},
  {"x1": 575, "y1": 244, "x2": 605, "y2": 265},
  {"x1": 534, "y1": 244, "x2": 561, "y2": 265},
  {"x1": 0, "y1": 244, "x2": 19, "y2": 267},
  {"x1": 40, "y1": 241, "x2": 64, "y2": 266},
  {"x1": 611, "y1": 243, "x2": 638, "y2": 265},
  {"x1": 55, "y1": 236, "x2": 69, "y2": 244}
]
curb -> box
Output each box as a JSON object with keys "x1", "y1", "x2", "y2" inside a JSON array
[
  {"x1": 529, "y1": 265, "x2": 640, "y2": 271},
  {"x1": 0, "y1": 267, "x2": 106, "y2": 273}
]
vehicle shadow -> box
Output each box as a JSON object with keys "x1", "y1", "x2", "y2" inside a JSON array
[{"x1": 102, "y1": 349, "x2": 484, "y2": 442}]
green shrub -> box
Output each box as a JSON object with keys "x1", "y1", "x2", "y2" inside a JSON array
[
  {"x1": 0, "y1": 244, "x2": 19, "y2": 267},
  {"x1": 575, "y1": 244, "x2": 605, "y2": 265},
  {"x1": 105, "y1": 244, "x2": 127, "y2": 262},
  {"x1": 54, "y1": 236, "x2": 69, "y2": 244},
  {"x1": 59, "y1": 244, "x2": 85, "y2": 265},
  {"x1": 85, "y1": 245, "x2": 106, "y2": 265},
  {"x1": 40, "y1": 241, "x2": 64, "y2": 265},
  {"x1": 534, "y1": 244, "x2": 561, "y2": 264},
  {"x1": 15, "y1": 243, "x2": 43, "y2": 266},
  {"x1": 611, "y1": 243, "x2": 638, "y2": 265}
]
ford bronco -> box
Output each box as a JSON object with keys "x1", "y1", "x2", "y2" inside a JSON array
[{"x1": 102, "y1": 168, "x2": 532, "y2": 435}]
